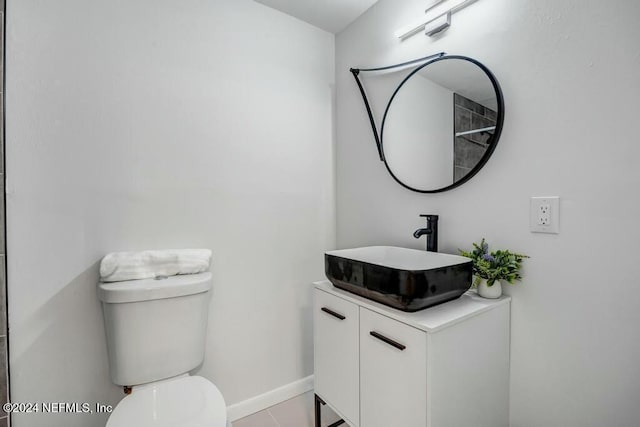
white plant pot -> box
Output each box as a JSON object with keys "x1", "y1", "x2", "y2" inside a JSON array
[{"x1": 477, "y1": 278, "x2": 502, "y2": 299}]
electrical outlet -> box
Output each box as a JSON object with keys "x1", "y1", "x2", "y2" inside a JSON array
[
  {"x1": 530, "y1": 196, "x2": 559, "y2": 234},
  {"x1": 538, "y1": 203, "x2": 550, "y2": 225}
]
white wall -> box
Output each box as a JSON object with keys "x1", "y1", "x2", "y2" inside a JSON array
[
  {"x1": 336, "y1": 0, "x2": 640, "y2": 426},
  {"x1": 6, "y1": 1, "x2": 334, "y2": 426}
]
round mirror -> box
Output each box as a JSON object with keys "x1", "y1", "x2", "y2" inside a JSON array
[{"x1": 380, "y1": 55, "x2": 504, "y2": 193}]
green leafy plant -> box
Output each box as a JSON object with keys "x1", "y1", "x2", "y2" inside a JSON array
[{"x1": 459, "y1": 238, "x2": 529, "y2": 287}]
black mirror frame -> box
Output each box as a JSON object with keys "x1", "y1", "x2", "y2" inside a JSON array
[{"x1": 351, "y1": 54, "x2": 505, "y2": 194}]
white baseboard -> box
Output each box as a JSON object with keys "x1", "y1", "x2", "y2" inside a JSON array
[{"x1": 227, "y1": 375, "x2": 314, "y2": 422}]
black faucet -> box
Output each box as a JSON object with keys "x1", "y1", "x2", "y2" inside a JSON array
[{"x1": 413, "y1": 214, "x2": 438, "y2": 252}]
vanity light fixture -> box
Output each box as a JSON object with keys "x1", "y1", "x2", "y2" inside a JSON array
[{"x1": 395, "y1": 0, "x2": 479, "y2": 39}]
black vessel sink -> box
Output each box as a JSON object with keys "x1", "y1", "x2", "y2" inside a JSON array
[{"x1": 325, "y1": 246, "x2": 472, "y2": 312}]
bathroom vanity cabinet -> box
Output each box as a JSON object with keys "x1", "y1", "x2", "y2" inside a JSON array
[{"x1": 313, "y1": 281, "x2": 510, "y2": 427}]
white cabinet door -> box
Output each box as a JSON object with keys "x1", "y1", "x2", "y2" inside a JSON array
[
  {"x1": 314, "y1": 289, "x2": 359, "y2": 426},
  {"x1": 360, "y1": 307, "x2": 427, "y2": 427}
]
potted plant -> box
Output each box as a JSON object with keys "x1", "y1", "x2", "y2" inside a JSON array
[{"x1": 459, "y1": 239, "x2": 529, "y2": 298}]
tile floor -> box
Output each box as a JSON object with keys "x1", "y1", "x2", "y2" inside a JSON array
[{"x1": 232, "y1": 391, "x2": 343, "y2": 427}]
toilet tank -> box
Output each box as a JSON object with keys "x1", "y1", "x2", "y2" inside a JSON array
[{"x1": 98, "y1": 273, "x2": 212, "y2": 386}]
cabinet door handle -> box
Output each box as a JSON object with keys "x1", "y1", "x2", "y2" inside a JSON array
[
  {"x1": 321, "y1": 307, "x2": 346, "y2": 320},
  {"x1": 369, "y1": 331, "x2": 406, "y2": 351}
]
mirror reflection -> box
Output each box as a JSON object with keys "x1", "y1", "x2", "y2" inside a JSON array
[{"x1": 379, "y1": 56, "x2": 503, "y2": 192}]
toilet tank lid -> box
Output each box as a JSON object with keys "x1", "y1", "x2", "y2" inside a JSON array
[{"x1": 98, "y1": 272, "x2": 212, "y2": 303}]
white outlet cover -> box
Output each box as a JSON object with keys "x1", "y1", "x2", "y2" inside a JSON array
[{"x1": 530, "y1": 196, "x2": 560, "y2": 234}]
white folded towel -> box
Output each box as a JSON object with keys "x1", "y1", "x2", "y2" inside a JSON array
[{"x1": 100, "y1": 249, "x2": 212, "y2": 282}]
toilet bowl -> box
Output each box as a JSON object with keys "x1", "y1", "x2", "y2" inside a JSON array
[
  {"x1": 98, "y1": 272, "x2": 228, "y2": 426},
  {"x1": 106, "y1": 375, "x2": 227, "y2": 427}
]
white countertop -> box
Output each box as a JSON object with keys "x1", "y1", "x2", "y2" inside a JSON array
[{"x1": 314, "y1": 280, "x2": 510, "y2": 333}]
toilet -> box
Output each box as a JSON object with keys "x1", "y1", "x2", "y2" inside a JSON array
[{"x1": 98, "y1": 272, "x2": 228, "y2": 426}]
